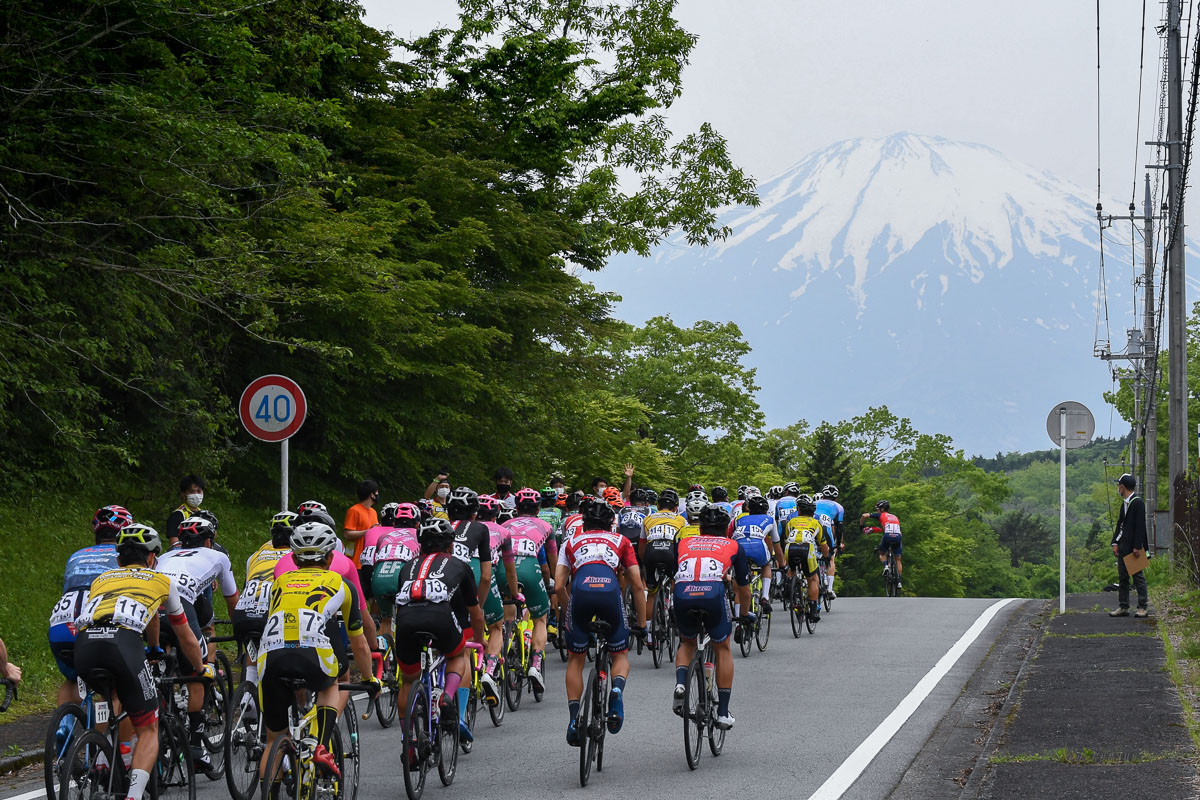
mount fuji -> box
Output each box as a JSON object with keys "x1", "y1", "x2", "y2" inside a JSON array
[{"x1": 589, "y1": 133, "x2": 1193, "y2": 455}]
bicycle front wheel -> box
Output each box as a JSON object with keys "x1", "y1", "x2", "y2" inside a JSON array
[
  {"x1": 224, "y1": 682, "x2": 262, "y2": 800},
  {"x1": 755, "y1": 604, "x2": 771, "y2": 651},
  {"x1": 436, "y1": 694, "x2": 459, "y2": 786},
  {"x1": 157, "y1": 715, "x2": 196, "y2": 800},
  {"x1": 789, "y1": 581, "x2": 803, "y2": 639},
  {"x1": 461, "y1": 680, "x2": 478, "y2": 754},
  {"x1": 202, "y1": 650, "x2": 232, "y2": 780},
  {"x1": 44, "y1": 702, "x2": 87, "y2": 800},
  {"x1": 339, "y1": 695, "x2": 360, "y2": 800},
  {"x1": 376, "y1": 634, "x2": 399, "y2": 728},
  {"x1": 402, "y1": 687, "x2": 430, "y2": 800},
  {"x1": 260, "y1": 733, "x2": 299, "y2": 800},
  {"x1": 682, "y1": 660, "x2": 704, "y2": 770}
]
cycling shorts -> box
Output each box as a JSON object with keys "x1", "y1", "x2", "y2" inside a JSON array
[
  {"x1": 74, "y1": 626, "x2": 158, "y2": 728},
  {"x1": 372, "y1": 560, "x2": 406, "y2": 616},
  {"x1": 642, "y1": 544, "x2": 677, "y2": 590},
  {"x1": 259, "y1": 648, "x2": 336, "y2": 733},
  {"x1": 785, "y1": 542, "x2": 819, "y2": 577},
  {"x1": 49, "y1": 637, "x2": 77, "y2": 682},
  {"x1": 393, "y1": 606, "x2": 468, "y2": 677},
  {"x1": 673, "y1": 581, "x2": 731, "y2": 644},
  {"x1": 158, "y1": 600, "x2": 208, "y2": 675},
  {"x1": 515, "y1": 558, "x2": 550, "y2": 618},
  {"x1": 483, "y1": 571, "x2": 505, "y2": 626},
  {"x1": 195, "y1": 589, "x2": 215, "y2": 629},
  {"x1": 739, "y1": 539, "x2": 770, "y2": 569},
  {"x1": 230, "y1": 609, "x2": 266, "y2": 656},
  {"x1": 566, "y1": 565, "x2": 628, "y2": 654},
  {"x1": 879, "y1": 533, "x2": 902, "y2": 556},
  {"x1": 358, "y1": 566, "x2": 374, "y2": 602}
]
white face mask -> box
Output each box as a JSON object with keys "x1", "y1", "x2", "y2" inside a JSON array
[
  {"x1": 187, "y1": 492, "x2": 204, "y2": 508},
  {"x1": 436, "y1": 488, "x2": 450, "y2": 500}
]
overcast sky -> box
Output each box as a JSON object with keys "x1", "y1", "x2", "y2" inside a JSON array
[{"x1": 362, "y1": 1, "x2": 1169, "y2": 209}]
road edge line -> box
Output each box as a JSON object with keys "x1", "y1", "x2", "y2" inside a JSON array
[{"x1": 806, "y1": 598, "x2": 1019, "y2": 800}]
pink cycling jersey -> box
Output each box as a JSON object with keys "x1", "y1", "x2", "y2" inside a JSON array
[
  {"x1": 502, "y1": 515, "x2": 558, "y2": 563},
  {"x1": 274, "y1": 550, "x2": 368, "y2": 612},
  {"x1": 375, "y1": 527, "x2": 419, "y2": 563},
  {"x1": 358, "y1": 525, "x2": 395, "y2": 567},
  {"x1": 482, "y1": 521, "x2": 516, "y2": 565}
]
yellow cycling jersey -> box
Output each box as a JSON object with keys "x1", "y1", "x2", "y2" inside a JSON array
[
  {"x1": 258, "y1": 567, "x2": 363, "y2": 677},
  {"x1": 235, "y1": 543, "x2": 289, "y2": 616},
  {"x1": 783, "y1": 516, "x2": 828, "y2": 549},
  {"x1": 676, "y1": 523, "x2": 702, "y2": 541},
  {"x1": 77, "y1": 566, "x2": 184, "y2": 634},
  {"x1": 642, "y1": 510, "x2": 686, "y2": 545}
]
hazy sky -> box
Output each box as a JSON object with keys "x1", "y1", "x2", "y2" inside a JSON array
[{"x1": 361, "y1": 1, "x2": 1168, "y2": 210}]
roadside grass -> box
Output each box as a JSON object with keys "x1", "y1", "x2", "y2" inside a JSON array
[
  {"x1": 989, "y1": 748, "x2": 1185, "y2": 765},
  {"x1": 1152, "y1": 571, "x2": 1200, "y2": 753}
]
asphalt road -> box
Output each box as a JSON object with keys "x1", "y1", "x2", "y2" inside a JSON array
[{"x1": 1, "y1": 596, "x2": 1024, "y2": 800}]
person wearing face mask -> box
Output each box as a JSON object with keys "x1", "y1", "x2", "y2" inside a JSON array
[
  {"x1": 343, "y1": 479, "x2": 380, "y2": 569},
  {"x1": 164, "y1": 474, "x2": 206, "y2": 546},
  {"x1": 493, "y1": 466, "x2": 516, "y2": 510}
]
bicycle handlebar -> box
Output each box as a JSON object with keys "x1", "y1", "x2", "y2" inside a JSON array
[
  {"x1": 0, "y1": 679, "x2": 16, "y2": 712},
  {"x1": 342, "y1": 682, "x2": 379, "y2": 722}
]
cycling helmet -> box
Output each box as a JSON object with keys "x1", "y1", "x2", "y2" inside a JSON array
[
  {"x1": 270, "y1": 511, "x2": 297, "y2": 546},
  {"x1": 736, "y1": 485, "x2": 748, "y2": 501},
  {"x1": 745, "y1": 485, "x2": 762, "y2": 499},
  {"x1": 684, "y1": 490, "x2": 708, "y2": 517},
  {"x1": 497, "y1": 507, "x2": 517, "y2": 524},
  {"x1": 629, "y1": 488, "x2": 646, "y2": 506},
  {"x1": 698, "y1": 504, "x2": 732, "y2": 535},
  {"x1": 194, "y1": 508, "x2": 219, "y2": 531},
  {"x1": 644, "y1": 489, "x2": 659, "y2": 506},
  {"x1": 659, "y1": 488, "x2": 679, "y2": 509},
  {"x1": 296, "y1": 507, "x2": 337, "y2": 531},
  {"x1": 822, "y1": 484, "x2": 840, "y2": 500},
  {"x1": 783, "y1": 482, "x2": 800, "y2": 496},
  {"x1": 746, "y1": 495, "x2": 770, "y2": 515},
  {"x1": 92, "y1": 505, "x2": 133, "y2": 538},
  {"x1": 379, "y1": 502, "x2": 400, "y2": 526},
  {"x1": 555, "y1": 493, "x2": 568, "y2": 509},
  {"x1": 796, "y1": 494, "x2": 817, "y2": 515},
  {"x1": 515, "y1": 488, "x2": 541, "y2": 512},
  {"x1": 296, "y1": 500, "x2": 327, "y2": 515},
  {"x1": 416, "y1": 498, "x2": 434, "y2": 520},
  {"x1": 117, "y1": 523, "x2": 162, "y2": 555},
  {"x1": 290, "y1": 521, "x2": 338, "y2": 562},
  {"x1": 394, "y1": 502, "x2": 420, "y2": 526},
  {"x1": 711, "y1": 486, "x2": 729, "y2": 503},
  {"x1": 581, "y1": 496, "x2": 616, "y2": 530},
  {"x1": 445, "y1": 487, "x2": 479, "y2": 519},
  {"x1": 876, "y1": 500, "x2": 890, "y2": 512},
  {"x1": 477, "y1": 494, "x2": 499, "y2": 520},
  {"x1": 540, "y1": 488, "x2": 558, "y2": 507},
  {"x1": 768, "y1": 485, "x2": 783, "y2": 500},
  {"x1": 565, "y1": 490, "x2": 586, "y2": 512},
  {"x1": 688, "y1": 484, "x2": 705, "y2": 493},
  {"x1": 177, "y1": 516, "x2": 217, "y2": 548},
  {"x1": 417, "y1": 517, "x2": 456, "y2": 553},
  {"x1": 602, "y1": 486, "x2": 624, "y2": 510}
]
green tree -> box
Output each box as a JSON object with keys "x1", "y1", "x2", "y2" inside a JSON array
[{"x1": 993, "y1": 509, "x2": 1055, "y2": 567}]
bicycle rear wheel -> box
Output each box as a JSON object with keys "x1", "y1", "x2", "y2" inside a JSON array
[
  {"x1": 436, "y1": 696, "x2": 459, "y2": 786},
  {"x1": 503, "y1": 648, "x2": 523, "y2": 712},
  {"x1": 158, "y1": 715, "x2": 196, "y2": 800},
  {"x1": 577, "y1": 669, "x2": 594, "y2": 787},
  {"x1": 486, "y1": 662, "x2": 505, "y2": 727},
  {"x1": 461, "y1": 678, "x2": 478, "y2": 754},
  {"x1": 376, "y1": 635, "x2": 399, "y2": 728},
  {"x1": 260, "y1": 733, "x2": 299, "y2": 800},
  {"x1": 682, "y1": 660, "x2": 704, "y2": 770},
  {"x1": 44, "y1": 702, "x2": 87, "y2": 800},
  {"x1": 593, "y1": 663, "x2": 608, "y2": 774},
  {"x1": 224, "y1": 682, "x2": 262, "y2": 800},
  {"x1": 789, "y1": 580, "x2": 802, "y2": 638},
  {"x1": 402, "y1": 688, "x2": 430, "y2": 800},
  {"x1": 339, "y1": 695, "x2": 360, "y2": 800},
  {"x1": 804, "y1": 595, "x2": 816, "y2": 635},
  {"x1": 60, "y1": 729, "x2": 115, "y2": 800},
  {"x1": 755, "y1": 605, "x2": 771, "y2": 651},
  {"x1": 202, "y1": 650, "x2": 232, "y2": 780}
]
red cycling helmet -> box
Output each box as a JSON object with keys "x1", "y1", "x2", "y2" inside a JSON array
[
  {"x1": 602, "y1": 486, "x2": 624, "y2": 509},
  {"x1": 92, "y1": 505, "x2": 133, "y2": 537}
]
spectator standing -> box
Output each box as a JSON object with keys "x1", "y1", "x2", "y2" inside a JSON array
[
  {"x1": 344, "y1": 480, "x2": 380, "y2": 568},
  {"x1": 164, "y1": 474, "x2": 206, "y2": 546},
  {"x1": 1109, "y1": 473, "x2": 1149, "y2": 618},
  {"x1": 493, "y1": 467, "x2": 516, "y2": 510}
]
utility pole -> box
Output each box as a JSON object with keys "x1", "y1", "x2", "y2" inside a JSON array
[
  {"x1": 1144, "y1": 174, "x2": 1160, "y2": 551},
  {"x1": 1167, "y1": 0, "x2": 1188, "y2": 535}
]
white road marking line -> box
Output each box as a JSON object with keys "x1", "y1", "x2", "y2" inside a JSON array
[
  {"x1": 4, "y1": 785, "x2": 51, "y2": 800},
  {"x1": 806, "y1": 598, "x2": 1019, "y2": 800}
]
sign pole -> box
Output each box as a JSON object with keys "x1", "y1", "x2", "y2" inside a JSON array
[
  {"x1": 281, "y1": 438, "x2": 289, "y2": 513},
  {"x1": 1059, "y1": 408, "x2": 1067, "y2": 614}
]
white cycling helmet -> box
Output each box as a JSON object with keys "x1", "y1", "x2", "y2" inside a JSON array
[
  {"x1": 684, "y1": 490, "x2": 708, "y2": 517},
  {"x1": 290, "y1": 521, "x2": 338, "y2": 562}
]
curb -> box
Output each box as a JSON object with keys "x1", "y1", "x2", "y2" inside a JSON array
[
  {"x1": 0, "y1": 747, "x2": 44, "y2": 775},
  {"x1": 958, "y1": 600, "x2": 1047, "y2": 799}
]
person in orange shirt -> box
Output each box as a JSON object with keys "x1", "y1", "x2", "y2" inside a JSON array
[{"x1": 344, "y1": 480, "x2": 380, "y2": 569}]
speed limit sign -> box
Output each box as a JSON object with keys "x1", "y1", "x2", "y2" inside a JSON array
[{"x1": 239, "y1": 375, "x2": 307, "y2": 442}]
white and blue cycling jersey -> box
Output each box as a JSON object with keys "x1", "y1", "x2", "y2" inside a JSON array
[
  {"x1": 62, "y1": 543, "x2": 119, "y2": 593},
  {"x1": 731, "y1": 513, "x2": 779, "y2": 568},
  {"x1": 616, "y1": 505, "x2": 648, "y2": 542},
  {"x1": 774, "y1": 496, "x2": 798, "y2": 528},
  {"x1": 814, "y1": 498, "x2": 844, "y2": 547}
]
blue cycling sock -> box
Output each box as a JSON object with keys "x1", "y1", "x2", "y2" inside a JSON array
[
  {"x1": 612, "y1": 676, "x2": 626, "y2": 694},
  {"x1": 675, "y1": 667, "x2": 688, "y2": 686},
  {"x1": 456, "y1": 687, "x2": 469, "y2": 721},
  {"x1": 568, "y1": 700, "x2": 580, "y2": 722},
  {"x1": 717, "y1": 688, "x2": 731, "y2": 717}
]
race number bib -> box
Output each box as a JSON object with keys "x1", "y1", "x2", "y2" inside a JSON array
[
  {"x1": 360, "y1": 545, "x2": 377, "y2": 567},
  {"x1": 646, "y1": 524, "x2": 677, "y2": 543},
  {"x1": 81, "y1": 594, "x2": 150, "y2": 631},
  {"x1": 513, "y1": 537, "x2": 540, "y2": 559},
  {"x1": 261, "y1": 607, "x2": 328, "y2": 651},
  {"x1": 452, "y1": 540, "x2": 472, "y2": 563},
  {"x1": 676, "y1": 556, "x2": 725, "y2": 583},
  {"x1": 572, "y1": 542, "x2": 618, "y2": 570},
  {"x1": 235, "y1": 579, "x2": 271, "y2": 614},
  {"x1": 50, "y1": 590, "x2": 85, "y2": 627}
]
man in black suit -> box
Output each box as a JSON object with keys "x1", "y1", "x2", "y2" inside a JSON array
[{"x1": 1109, "y1": 473, "x2": 1149, "y2": 617}]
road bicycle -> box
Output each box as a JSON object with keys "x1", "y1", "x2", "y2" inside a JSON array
[
  {"x1": 44, "y1": 687, "x2": 95, "y2": 800},
  {"x1": 732, "y1": 572, "x2": 769, "y2": 656},
  {"x1": 400, "y1": 635, "x2": 483, "y2": 800},
  {"x1": 648, "y1": 573, "x2": 677, "y2": 669},
  {"x1": 782, "y1": 570, "x2": 818, "y2": 637},
  {"x1": 882, "y1": 546, "x2": 901, "y2": 597},
  {"x1": 461, "y1": 642, "x2": 484, "y2": 748},
  {"x1": 224, "y1": 667, "x2": 262, "y2": 800},
  {"x1": 502, "y1": 589, "x2": 542, "y2": 710},
  {"x1": 374, "y1": 634, "x2": 400, "y2": 728},
  {"x1": 817, "y1": 556, "x2": 834, "y2": 613},
  {"x1": 576, "y1": 619, "x2": 615, "y2": 787},
  {"x1": 260, "y1": 679, "x2": 377, "y2": 800},
  {"x1": 679, "y1": 609, "x2": 726, "y2": 770}
]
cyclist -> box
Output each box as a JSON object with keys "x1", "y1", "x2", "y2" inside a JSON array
[
  {"x1": 356, "y1": 501, "x2": 399, "y2": 611},
  {"x1": 538, "y1": 488, "x2": 564, "y2": 529},
  {"x1": 231, "y1": 511, "x2": 296, "y2": 686},
  {"x1": 155, "y1": 515, "x2": 239, "y2": 775},
  {"x1": 710, "y1": 486, "x2": 734, "y2": 516},
  {"x1": 372, "y1": 503, "x2": 421, "y2": 640},
  {"x1": 782, "y1": 494, "x2": 826, "y2": 622},
  {"x1": 639, "y1": 489, "x2": 686, "y2": 642},
  {"x1": 475, "y1": 495, "x2": 520, "y2": 706},
  {"x1": 554, "y1": 498, "x2": 646, "y2": 744},
  {"x1": 258, "y1": 522, "x2": 380, "y2": 780},
  {"x1": 445, "y1": 487, "x2": 493, "y2": 606},
  {"x1": 730, "y1": 494, "x2": 783, "y2": 617},
  {"x1": 861, "y1": 500, "x2": 903, "y2": 590},
  {"x1": 558, "y1": 490, "x2": 586, "y2": 544},
  {"x1": 815, "y1": 486, "x2": 845, "y2": 600},
  {"x1": 49, "y1": 505, "x2": 128, "y2": 711},
  {"x1": 296, "y1": 501, "x2": 345, "y2": 554},
  {"x1": 730, "y1": 486, "x2": 749, "y2": 518},
  {"x1": 74, "y1": 524, "x2": 210, "y2": 800},
  {"x1": 616, "y1": 491, "x2": 648, "y2": 553},
  {"x1": 775, "y1": 482, "x2": 800, "y2": 529},
  {"x1": 393, "y1": 518, "x2": 486, "y2": 747},
  {"x1": 678, "y1": 490, "x2": 708, "y2": 538},
  {"x1": 415, "y1": 498, "x2": 435, "y2": 523},
  {"x1": 643, "y1": 488, "x2": 659, "y2": 515},
  {"x1": 671, "y1": 505, "x2": 750, "y2": 730},
  {"x1": 766, "y1": 485, "x2": 784, "y2": 517},
  {"x1": 502, "y1": 488, "x2": 558, "y2": 693}
]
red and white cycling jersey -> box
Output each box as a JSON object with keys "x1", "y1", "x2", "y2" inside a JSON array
[
  {"x1": 559, "y1": 513, "x2": 584, "y2": 545},
  {"x1": 675, "y1": 536, "x2": 740, "y2": 583},
  {"x1": 561, "y1": 529, "x2": 637, "y2": 576}
]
